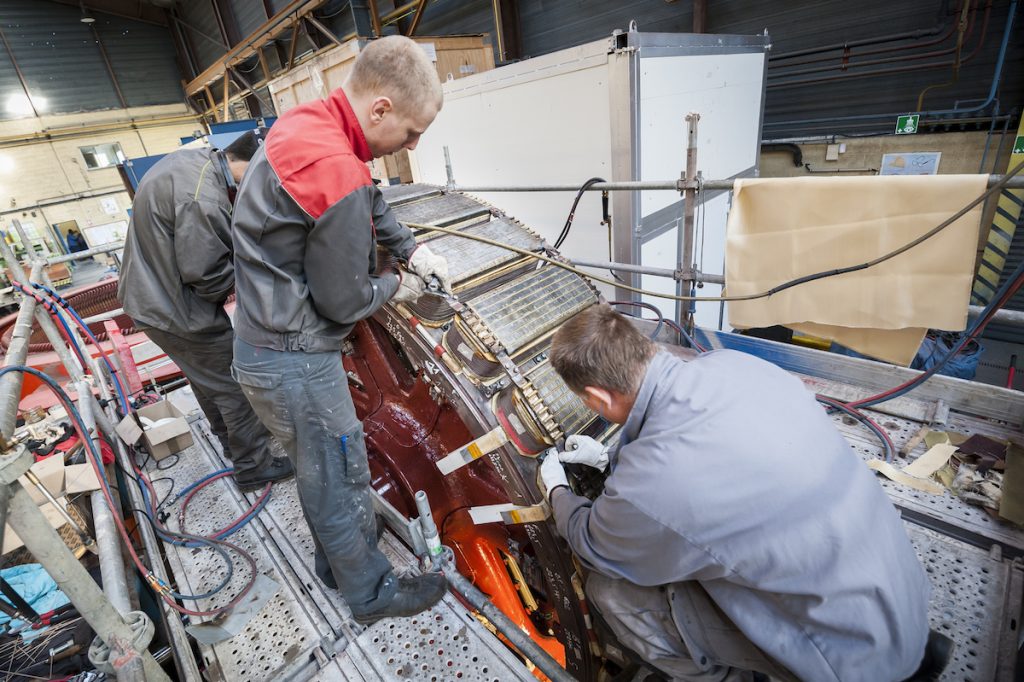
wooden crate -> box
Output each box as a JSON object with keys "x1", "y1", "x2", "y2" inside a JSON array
[
  {"x1": 267, "y1": 35, "x2": 494, "y2": 183},
  {"x1": 423, "y1": 35, "x2": 495, "y2": 82},
  {"x1": 268, "y1": 39, "x2": 363, "y2": 113}
]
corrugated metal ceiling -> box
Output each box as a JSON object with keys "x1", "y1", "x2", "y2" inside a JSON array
[
  {"x1": 93, "y1": 13, "x2": 186, "y2": 107},
  {"x1": 412, "y1": 0, "x2": 1023, "y2": 137},
  {"x1": 0, "y1": 0, "x2": 183, "y2": 118},
  {"x1": 177, "y1": 0, "x2": 225, "y2": 72},
  {"x1": 4, "y1": 0, "x2": 1021, "y2": 141},
  {"x1": 1, "y1": 1, "x2": 120, "y2": 115}
]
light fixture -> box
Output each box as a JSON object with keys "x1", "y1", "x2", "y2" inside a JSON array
[
  {"x1": 5, "y1": 93, "x2": 34, "y2": 117},
  {"x1": 80, "y1": 2, "x2": 95, "y2": 23}
]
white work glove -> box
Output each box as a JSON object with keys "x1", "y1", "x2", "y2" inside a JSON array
[
  {"x1": 391, "y1": 271, "x2": 425, "y2": 304},
  {"x1": 408, "y1": 244, "x2": 453, "y2": 295},
  {"x1": 539, "y1": 451, "x2": 570, "y2": 501},
  {"x1": 560, "y1": 435, "x2": 609, "y2": 471}
]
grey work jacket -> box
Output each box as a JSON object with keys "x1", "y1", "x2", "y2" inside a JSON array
[
  {"x1": 118, "y1": 147, "x2": 235, "y2": 337},
  {"x1": 230, "y1": 89, "x2": 416, "y2": 353},
  {"x1": 552, "y1": 350, "x2": 930, "y2": 681}
]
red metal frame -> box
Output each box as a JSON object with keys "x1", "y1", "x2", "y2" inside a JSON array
[
  {"x1": 103, "y1": 319, "x2": 144, "y2": 396},
  {"x1": 345, "y1": 318, "x2": 570, "y2": 672}
]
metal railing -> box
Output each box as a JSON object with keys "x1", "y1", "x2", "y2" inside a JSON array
[{"x1": 446, "y1": 173, "x2": 1024, "y2": 193}]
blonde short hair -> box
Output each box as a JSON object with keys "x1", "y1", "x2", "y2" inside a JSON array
[{"x1": 347, "y1": 35, "x2": 443, "y2": 114}]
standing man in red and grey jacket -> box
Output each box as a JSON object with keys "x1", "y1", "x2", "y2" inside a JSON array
[{"x1": 230, "y1": 36, "x2": 452, "y2": 624}]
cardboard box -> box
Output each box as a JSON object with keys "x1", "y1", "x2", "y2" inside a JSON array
[
  {"x1": 64, "y1": 463, "x2": 102, "y2": 494},
  {"x1": 3, "y1": 497, "x2": 69, "y2": 554},
  {"x1": 19, "y1": 454, "x2": 65, "y2": 505},
  {"x1": 115, "y1": 400, "x2": 193, "y2": 461}
]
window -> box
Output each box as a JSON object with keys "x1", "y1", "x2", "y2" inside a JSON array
[{"x1": 79, "y1": 142, "x2": 126, "y2": 170}]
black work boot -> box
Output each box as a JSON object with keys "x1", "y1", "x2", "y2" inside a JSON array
[
  {"x1": 351, "y1": 573, "x2": 448, "y2": 625},
  {"x1": 235, "y1": 456, "x2": 295, "y2": 492},
  {"x1": 903, "y1": 630, "x2": 954, "y2": 681}
]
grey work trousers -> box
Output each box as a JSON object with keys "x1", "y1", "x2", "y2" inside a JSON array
[
  {"x1": 141, "y1": 326, "x2": 272, "y2": 475},
  {"x1": 587, "y1": 574, "x2": 795, "y2": 682},
  {"x1": 231, "y1": 338, "x2": 397, "y2": 615}
]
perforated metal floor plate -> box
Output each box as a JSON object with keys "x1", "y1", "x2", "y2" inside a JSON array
[
  {"x1": 147, "y1": 394, "x2": 534, "y2": 681},
  {"x1": 830, "y1": 406, "x2": 1022, "y2": 680},
  {"x1": 834, "y1": 411, "x2": 1024, "y2": 556},
  {"x1": 147, "y1": 370, "x2": 1022, "y2": 680},
  {"x1": 906, "y1": 524, "x2": 1021, "y2": 681},
  {"x1": 149, "y1": 436, "x2": 335, "y2": 681}
]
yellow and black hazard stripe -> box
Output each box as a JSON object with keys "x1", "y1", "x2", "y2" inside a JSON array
[{"x1": 972, "y1": 121, "x2": 1024, "y2": 306}]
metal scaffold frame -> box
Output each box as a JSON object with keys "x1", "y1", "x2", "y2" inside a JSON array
[
  {"x1": 0, "y1": 158, "x2": 1020, "y2": 681},
  {"x1": 0, "y1": 216, "x2": 573, "y2": 681},
  {"x1": 0, "y1": 243, "x2": 172, "y2": 680}
]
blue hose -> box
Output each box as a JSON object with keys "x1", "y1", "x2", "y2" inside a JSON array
[
  {"x1": 0, "y1": 366, "x2": 240, "y2": 600},
  {"x1": 25, "y1": 287, "x2": 271, "y2": 558},
  {"x1": 32, "y1": 284, "x2": 129, "y2": 412}
]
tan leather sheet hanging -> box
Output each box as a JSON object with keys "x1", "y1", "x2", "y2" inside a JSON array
[{"x1": 725, "y1": 175, "x2": 987, "y2": 364}]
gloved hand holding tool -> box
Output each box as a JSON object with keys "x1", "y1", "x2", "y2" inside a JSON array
[
  {"x1": 538, "y1": 448, "x2": 570, "y2": 501},
  {"x1": 560, "y1": 435, "x2": 609, "y2": 471},
  {"x1": 392, "y1": 270, "x2": 426, "y2": 304},
  {"x1": 408, "y1": 244, "x2": 453, "y2": 295}
]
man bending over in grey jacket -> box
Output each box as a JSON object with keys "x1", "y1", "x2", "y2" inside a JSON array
[
  {"x1": 119, "y1": 131, "x2": 294, "y2": 492},
  {"x1": 540, "y1": 304, "x2": 936, "y2": 681}
]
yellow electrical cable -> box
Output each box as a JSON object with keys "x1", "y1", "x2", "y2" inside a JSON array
[{"x1": 405, "y1": 221, "x2": 737, "y2": 303}]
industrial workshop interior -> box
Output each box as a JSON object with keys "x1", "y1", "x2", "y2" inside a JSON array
[{"x1": 1, "y1": 0, "x2": 1024, "y2": 680}]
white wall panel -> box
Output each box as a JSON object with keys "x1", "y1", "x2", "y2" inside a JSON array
[
  {"x1": 636, "y1": 51, "x2": 764, "y2": 328},
  {"x1": 415, "y1": 46, "x2": 615, "y2": 289},
  {"x1": 414, "y1": 34, "x2": 767, "y2": 313},
  {"x1": 638, "y1": 52, "x2": 764, "y2": 216}
]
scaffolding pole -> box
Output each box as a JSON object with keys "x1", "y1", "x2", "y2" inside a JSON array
[{"x1": 448, "y1": 173, "x2": 1024, "y2": 193}]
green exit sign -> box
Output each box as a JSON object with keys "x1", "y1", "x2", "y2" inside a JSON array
[
  {"x1": 895, "y1": 114, "x2": 920, "y2": 135},
  {"x1": 1014, "y1": 135, "x2": 1024, "y2": 155}
]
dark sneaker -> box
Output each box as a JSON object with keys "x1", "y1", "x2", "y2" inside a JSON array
[
  {"x1": 235, "y1": 457, "x2": 294, "y2": 492},
  {"x1": 351, "y1": 573, "x2": 447, "y2": 625},
  {"x1": 903, "y1": 630, "x2": 953, "y2": 681}
]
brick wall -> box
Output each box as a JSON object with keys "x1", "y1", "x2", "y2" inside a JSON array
[{"x1": 0, "y1": 104, "x2": 200, "y2": 250}]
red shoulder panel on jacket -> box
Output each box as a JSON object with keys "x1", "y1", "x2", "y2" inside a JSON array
[{"x1": 264, "y1": 99, "x2": 372, "y2": 220}]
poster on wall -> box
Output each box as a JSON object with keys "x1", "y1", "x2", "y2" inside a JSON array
[
  {"x1": 83, "y1": 220, "x2": 127, "y2": 264},
  {"x1": 879, "y1": 152, "x2": 941, "y2": 175},
  {"x1": 100, "y1": 197, "x2": 120, "y2": 215}
]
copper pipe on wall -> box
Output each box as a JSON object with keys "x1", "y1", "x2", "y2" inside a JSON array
[
  {"x1": 916, "y1": 0, "x2": 975, "y2": 109},
  {"x1": 768, "y1": 0, "x2": 991, "y2": 90},
  {"x1": 771, "y1": 0, "x2": 965, "y2": 68},
  {"x1": 768, "y1": 1, "x2": 980, "y2": 81},
  {"x1": 770, "y1": 0, "x2": 954, "y2": 61}
]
